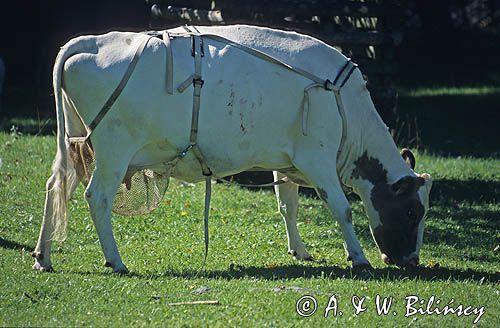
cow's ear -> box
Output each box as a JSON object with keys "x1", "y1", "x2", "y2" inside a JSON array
[
  {"x1": 401, "y1": 148, "x2": 416, "y2": 170},
  {"x1": 392, "y1": 176, "x2": 416, "y2": 195}
]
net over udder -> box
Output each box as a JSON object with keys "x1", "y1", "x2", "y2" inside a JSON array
[{"x1": 69, "y1": 141, "x2": 170, "y2": 216}]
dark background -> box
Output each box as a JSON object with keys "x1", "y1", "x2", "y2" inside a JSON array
[
  {"x1": 0, "y1": 0, "x2": 498, "y2": 156},
  {"x1": 0, "y1": 0, "x2": 149, "y2": 117}
]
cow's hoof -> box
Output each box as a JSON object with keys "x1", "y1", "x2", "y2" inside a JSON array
[
  {"x1": 288, "y1": 249, "x2": 313, "y2": 261},
  {"x1": 302, "y1": 255, "x2": 314, "y2": 261},
  {"x1": 32, "y1": 261, "x2": 54, "y2": 272},
  {"x1": 112, "y1": 265, "x2": 129, "y2": 275},
  {"x1": 103, "y1": 260, "x2": 128, "y2": 274}
]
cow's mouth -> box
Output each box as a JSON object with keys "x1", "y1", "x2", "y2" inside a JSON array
[{"x1": 381, "y1": 253, "x2": 419, "y2": 268}]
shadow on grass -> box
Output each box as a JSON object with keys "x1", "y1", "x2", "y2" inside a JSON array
[
  {"x1": 352, "y1": 204, "x2": 499, "y2": 253},
  {"x1": 103, "y1": 264, "x2": 500, "y2": 283},
  {"x1": 0, "y1": 238, "x2": 33, "y2": 251},
  {"x1": 425, "y1": 208, "x2": 499, "y2": 247},
  {"x1": 431, "y1": 178, "x2": 499, "y2": 204},
  {"x1": 424, "y1": 178, "x2": 499, "y2": 251}
]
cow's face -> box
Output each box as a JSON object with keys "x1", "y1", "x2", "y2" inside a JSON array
[
  {"x1": 352, "y1": 150, "x2": 433, "y2": 267},
  {"x1": 370, "y1": 173, "x2": 433, "y2": 267}
]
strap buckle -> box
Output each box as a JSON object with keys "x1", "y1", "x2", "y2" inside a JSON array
[
  {"x1": 324, "y1": 79, "x2": 334, "y2": 91},
  {"x1": 193, "y1": 78, "x2": 205, "y2": 87},
  {"x1": 202, "y1": 167, "x2": 213, "y2": 177}
]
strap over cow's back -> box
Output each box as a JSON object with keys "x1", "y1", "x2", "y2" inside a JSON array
[{"x1": 86, "y1": 36, "x2": 153, "y2": 137}]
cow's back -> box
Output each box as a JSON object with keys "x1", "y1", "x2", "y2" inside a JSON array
[{"x1": 168, "y1": 25, "x2": 348, "y2": 82}]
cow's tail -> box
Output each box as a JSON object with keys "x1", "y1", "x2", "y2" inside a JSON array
[{"x1": 49, "y1": 37, "x2": 95, "y2": 241}]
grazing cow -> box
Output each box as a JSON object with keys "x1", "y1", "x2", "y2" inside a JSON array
[{"x1": 33, "y1": 25, "x2": 432, "y2": 273}]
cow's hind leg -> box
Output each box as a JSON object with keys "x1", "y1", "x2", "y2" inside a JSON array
[
  {"x1": 85, "y1": 152, "x2": 130, "y2": 274},
  {"x1": 33, "y1": 163, "x2": 81, "y2": 271},
  {"x1": 292, "y1": 154, "x2": 371, "y2": 268},
  {"x1": 273, "y1": 171, "x2": 312, "y2": 260}
]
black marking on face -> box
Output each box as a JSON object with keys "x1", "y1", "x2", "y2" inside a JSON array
[{"x1": 351, "y1": 152, "x2": 425, "y2": 261}]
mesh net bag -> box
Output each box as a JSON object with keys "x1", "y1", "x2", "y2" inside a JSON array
[
  {"x1": 113, "y1": 169, "x2": 169, "y2": 215},
  {"x1": 69, "y1": 140, "x2": 169, "y2": 216}
]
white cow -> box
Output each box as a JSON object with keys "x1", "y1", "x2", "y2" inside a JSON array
[{"x1": 33, "y1": 25, "x2": 432, "y2": 273}]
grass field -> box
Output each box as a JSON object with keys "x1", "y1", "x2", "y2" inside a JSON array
[{"x1": 0, "y1": 132, "x2": 499, "y2": 327}]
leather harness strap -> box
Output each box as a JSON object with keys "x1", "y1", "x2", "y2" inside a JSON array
[
  {"x1": 188, "y1": 34, "x2": 212, "y2": 177},
  {"x1": 187, "y1": 32, "x2": 213, "y2": 264},
  {"x1": 200, "y1": 33, "x2": 326, "y2": 85},
  {"x1": 87, "y1": 36, "x2": 153, "y2": 136},
  {"x1": 329, "y1": 59, "x2": 358, "y2": 160},
  {"x1": 162, "y1": 31, "x2": 174, "y2": 95}
]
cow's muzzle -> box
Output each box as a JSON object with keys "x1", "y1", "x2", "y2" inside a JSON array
[{"x1": 381, "y1": 253, "x2": 419, "y2": 268}]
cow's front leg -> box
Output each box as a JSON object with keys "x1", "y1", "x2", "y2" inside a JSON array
[
  {"x1": 273, "y1": 171, "x2": 312, "y2": 261},
  {"x1": 318, "y1": 184, "x2": 370, "y2": 267},
  {"x1": 85, "y1": 160, "x2": 129, "y2": 274},
  {"x1": 293, "y1": 157, "x2": 370, "y2": 268}
]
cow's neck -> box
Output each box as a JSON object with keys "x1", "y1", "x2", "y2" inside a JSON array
[{"x1": 336, "y1": 91, "x2": 413, "y2": 192}]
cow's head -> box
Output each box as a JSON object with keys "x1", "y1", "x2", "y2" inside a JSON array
[{"x1": 352, "y1": 149, "x2": 433, "y2": 267}]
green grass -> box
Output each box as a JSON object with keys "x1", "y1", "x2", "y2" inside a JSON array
[{"x1": 0, "y1": 133, "x2": 499, "y2": 327}]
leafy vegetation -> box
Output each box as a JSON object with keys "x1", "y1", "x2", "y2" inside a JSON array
[{"x1": 0, "y1": 133, "x2": 498, "y2": 327}]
